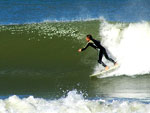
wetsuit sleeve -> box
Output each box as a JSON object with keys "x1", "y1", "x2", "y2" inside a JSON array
[{"x1": 81, "y1": 43, "x2": 97, "y2": 51}]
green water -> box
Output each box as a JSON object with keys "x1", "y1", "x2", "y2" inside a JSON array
[
  {"x1": 0, "y1": 20, "x2": 100, "y2": 98},
  {"x1": 0, "y1": 20, "x2": 150, "y2": 100}
]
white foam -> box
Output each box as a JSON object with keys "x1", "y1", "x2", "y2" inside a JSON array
[
  {"x1": 0, "y1": 90, "x2": 150, "y2": 113},
  {"x1": 94, "y1": 19, "x2": 150, "y2": 76}
]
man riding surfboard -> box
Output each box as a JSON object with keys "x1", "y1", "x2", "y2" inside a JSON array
[{"x1": 78, "y1": 34, "x2": 117, "y2": 71}]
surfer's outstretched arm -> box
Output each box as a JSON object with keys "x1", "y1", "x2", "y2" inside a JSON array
[{"x1": 78, "y1": 43, "x2": 97, "y2": 52}]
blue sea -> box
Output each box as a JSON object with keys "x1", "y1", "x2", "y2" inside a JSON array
[
  {"x1": 1, "y1": 0, "x2": 150, "y2": 24},
  {"x1": 0, "y1": 0, "x2": 150, "y2": 112}
]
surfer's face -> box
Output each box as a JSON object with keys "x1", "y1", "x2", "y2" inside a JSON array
[{"x1": 86, "y1": 37, "x2": 90, "y2": 42}]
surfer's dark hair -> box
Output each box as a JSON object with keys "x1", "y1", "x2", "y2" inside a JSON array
[{"x1": 86, "y1": 34, "x2": 93, "y2": 40}]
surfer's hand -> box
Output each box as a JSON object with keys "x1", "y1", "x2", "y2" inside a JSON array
[{"x1": 78, "y1": 49, "x2": 82, "y2": 52}]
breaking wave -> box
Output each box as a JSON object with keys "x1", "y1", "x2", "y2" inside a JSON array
[{"x1": 93, "y1": 19, "x2": 150, "y2": 77}]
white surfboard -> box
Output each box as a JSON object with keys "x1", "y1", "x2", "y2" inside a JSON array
[{"x1": 90, "y1": 65, "x2": 119, "y2": 77}]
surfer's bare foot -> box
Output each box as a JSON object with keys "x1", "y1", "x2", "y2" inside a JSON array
[
  {"x1": 105, "y1": 66, "x2": 109, "y2": 71},
  {"x1": 114, "y1": 62, "x2": 118, "y2": 66}
]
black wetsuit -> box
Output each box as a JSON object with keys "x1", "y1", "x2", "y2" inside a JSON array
[{"x1": 81, "y1": 38, "x2": 115, "y2": 67}]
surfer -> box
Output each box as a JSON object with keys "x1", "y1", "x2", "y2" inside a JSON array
[{"x1": 78, "y1": 34, "x2": 117, "y2": 71}]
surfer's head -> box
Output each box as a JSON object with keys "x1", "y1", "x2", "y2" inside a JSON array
[{"x1": 86, "y1": 34, "x2": 93, "y2": 42}]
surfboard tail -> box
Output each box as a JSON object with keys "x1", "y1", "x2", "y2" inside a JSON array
[{"x1": 90, "y1": 65, "x2": 120, "y2": 77}]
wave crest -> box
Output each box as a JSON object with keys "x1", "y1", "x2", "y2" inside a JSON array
[{"x1": 94, "y1": 20, "x2": 150, "y2": 76}]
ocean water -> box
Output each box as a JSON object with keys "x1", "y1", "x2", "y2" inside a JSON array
[
  {"x1": 1, "y1": 0, "x2": 150, "y2": 24},
  {"x1": 1, "y1": 0, "x2": 150, "y2": 113}
]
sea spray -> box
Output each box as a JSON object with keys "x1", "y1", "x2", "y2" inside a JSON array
[
  {"x1": 0, "y1": 90, "x2": 150, "y2": 113},
  {"x1": 94, "y1": 20, "x2": 150, "y2": 76}
]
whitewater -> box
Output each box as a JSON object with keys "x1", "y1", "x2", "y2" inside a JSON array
[
  {"x1": 0, "y1": 90, "x2": 150, "y2": 113},
  {"x1": 94, "y1": 19, "x2": 150, "y2": 77}
]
